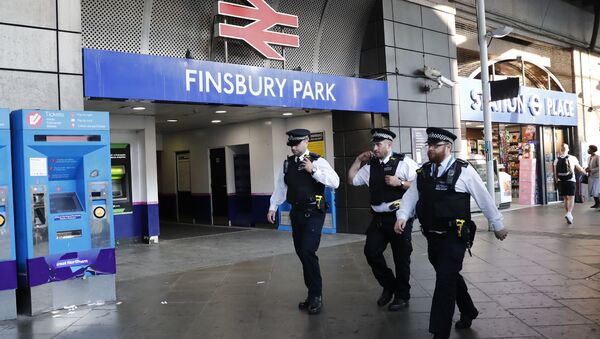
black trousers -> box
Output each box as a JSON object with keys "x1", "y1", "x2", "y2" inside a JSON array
[
  {"x1": 426, "y1": 230, "x2": 477, "y2": 339},
  {"x1": 363, "y1": 212, "x2": 413, "y2": 300},
  {"x1": 290, "y1": 207, "x2": 326, "y2": 298}
]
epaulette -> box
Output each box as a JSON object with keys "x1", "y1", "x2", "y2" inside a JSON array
[
  {"x1": 416, "y1": 161, "x2": 431, "y2": 174},
  {"x1": 390, "y1": 152, "x2": 405, "y2": 162},
  {"x1": 308, "y1": 152, "x2": 321, "y2": 161},
  {"x1": 455, "y1": 158, "x2": 469, "y2": 167}
]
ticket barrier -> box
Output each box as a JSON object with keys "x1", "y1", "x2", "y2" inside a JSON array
[
  {"x1": 0, "y1": 108, "x2": 16, "y2": 320},
  {"x1": 11, "y1": 109, "x2": 116, "y2": 315}
]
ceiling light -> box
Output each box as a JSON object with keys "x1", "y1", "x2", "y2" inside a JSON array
[
  {"x1": 215, "y1": 110, "x2": 227, "y2": 114},
  {"x1": 132, "y1": 106, "x2": 146, "y2": 111},
  {"x1": 167, "y1": 119, "x2": 178, "y2": 123},
  {"x1": 211, "y1": 120, "x2": 221, "y2": 123},
  {"x1": 282, "y1": 112, "x2": 293, "y2": 116}
]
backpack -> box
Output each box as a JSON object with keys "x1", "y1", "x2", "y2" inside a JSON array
[{"x1": 556, "y1": 156, "x2": 573, "y2": 181}]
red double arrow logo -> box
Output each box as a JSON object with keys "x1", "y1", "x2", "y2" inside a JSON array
[{"x1": 217, "y1": 0, "x2": 299, "y2": 61}]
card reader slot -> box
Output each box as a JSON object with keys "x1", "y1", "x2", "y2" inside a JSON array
[{"x1": 56, "y1": 230, "x2": 82, "y2": 239}]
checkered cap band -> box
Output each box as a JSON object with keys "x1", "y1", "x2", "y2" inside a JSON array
[
  {"x1": 371, "y1": 132, "x2": 393, "y2": 141},
  {"x1": 428, "y1": 132, "x2": 454, "y2": 143},
  {"x1": 289, "y1": 135, "x2": 308, "y2": 141}
]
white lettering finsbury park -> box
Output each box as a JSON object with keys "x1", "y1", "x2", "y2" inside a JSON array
[
  {"x1": 185, "y1": 69, "x2": 336, "y2": 101},
  {"x1": 469, "y1": 90, "x2": 575, "y2": 117}
]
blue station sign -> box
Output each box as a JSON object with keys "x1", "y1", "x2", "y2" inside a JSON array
[
  {"x1": 459, "y1": 77, "x2": 577, "y2": 126},
  {"x1": 83, "y1": 49, "x2": 388, "y2": 113}
]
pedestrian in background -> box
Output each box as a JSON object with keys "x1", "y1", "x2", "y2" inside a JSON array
[
  {"x1": 586, "y1": 145, "x2": 600, "y2": 208},
  {"x1": 554, "y1": 143, "x2": 586, "y2": 224}
]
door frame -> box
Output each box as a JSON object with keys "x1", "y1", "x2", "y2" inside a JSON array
[
  {"x1": 209, "y1": 147, "x2": 229, "y2": 226},
  {"x1": 175, "y1": 150, "x2": 191, "y2": 222}
]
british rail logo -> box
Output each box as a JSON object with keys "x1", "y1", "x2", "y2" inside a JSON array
[{"x1": 217, "y1": 0, "x2": 299, "y2": 61}]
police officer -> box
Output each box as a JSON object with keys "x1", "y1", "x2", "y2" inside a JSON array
[
  {"x1": 395, "y1": 128, "x2": 508, "y2": 339},
  {"x1": 267, "y1": 129, "x2": 340, "y2": 315},
  {"x1": 347, "y1": 128, "x2": 417, "y2": 311}
]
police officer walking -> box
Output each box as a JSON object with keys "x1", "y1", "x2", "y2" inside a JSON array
[
  {"x1": 267, "y1": 129, "x2": 340, "y2": 315},
  {"x1": 347, "y1": 128, "x2": 418, "y2": 311},
  {"x1": 395, "y1": 128, "x2": 508, "y2": 339}
]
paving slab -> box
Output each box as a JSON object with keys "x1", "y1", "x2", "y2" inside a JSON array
[{"x1": 1, "y1": 203, "x2": 600, "y2": 338}]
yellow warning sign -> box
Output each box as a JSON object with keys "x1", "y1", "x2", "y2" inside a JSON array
[{"x1": 309, "y1": 132, "x2": 325, "y2": 157}]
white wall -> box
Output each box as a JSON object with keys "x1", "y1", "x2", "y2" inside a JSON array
[
  {"x1": 574, "y1": 50, "x2": 600, "y2": 149},
  {"x1": 159, "y1": 113, "x2": 334, "y2": 197},
  {"x1": 110, "y1": 114, "x2": 158, "y2": 204}
]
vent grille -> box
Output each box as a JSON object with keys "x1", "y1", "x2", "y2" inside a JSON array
[{"x1": 82, "y1": 0, "x2": 145, "y2": 53}]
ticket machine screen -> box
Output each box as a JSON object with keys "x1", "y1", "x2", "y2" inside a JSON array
[{"x1": 49, "y1": 193, "x2": 83, "y2": 214}]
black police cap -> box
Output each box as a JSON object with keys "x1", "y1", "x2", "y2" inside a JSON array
[
  {"x1": 286, "y1": 129, "x2": 311, "y2": 146},
  {"x1": 371, "y1": 128, "x2": 396, "y2": 142},
  {"x1": 426, "y1": 127, "x2": 456, "y2": 144}
]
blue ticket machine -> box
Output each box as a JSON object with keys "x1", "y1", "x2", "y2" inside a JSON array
[
  {"x1": 0, "y1": 109, "x2": 16, "y2": 320},
  {"x1": 11, "y1": 109, "x2": 116, "y2": 315},
  {"x1": 277, "y1": 187, "x2": 337, "y2": 234}
]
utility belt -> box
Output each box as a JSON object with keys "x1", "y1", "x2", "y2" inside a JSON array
[
  {"x1": 422, "y1": 219, "x2": 477, "y2": 256},
  {"x1": 291, "y1": 194, "x2": 328, "y2": 212}
]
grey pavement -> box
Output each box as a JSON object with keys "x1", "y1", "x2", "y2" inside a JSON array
[{"x1": 1, "y1": 203, "x2": 600, "y2": 338}]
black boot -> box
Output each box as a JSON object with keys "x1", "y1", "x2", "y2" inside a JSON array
[
  {"x1": 455, "y1": 309, "x2": 479, "y2": 329},
  {"x1": 307, "y1": 296, "x2": 322, "y2": 315},
  {"x1": 592, "y1": 197, "x2": 600, "y2": 208},
  {"x1": 298, "y1": 297, "x2": 309, "y2": 310},
  {"x1": 388, "y1": 297, "x2": 409, "y2": 311},
  {"x1": 377, "y1": 288, "x2": 394, "y2": 307}
]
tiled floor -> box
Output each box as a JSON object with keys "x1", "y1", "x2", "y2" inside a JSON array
[{"x1": 2, "y1": 202, "x2": 600, "y2": 338}]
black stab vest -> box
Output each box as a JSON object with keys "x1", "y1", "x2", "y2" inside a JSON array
[
  {"x1": 369, "y1": 153, "x2": 407, "y2": 205},
  {"x1": 416, "y1": 159, "x2": 471, "y2": 232},
  {"x1": 284, "y1": 153, "x2": 325, "y2": 204}
]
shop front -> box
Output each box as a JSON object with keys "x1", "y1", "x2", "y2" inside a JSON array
[{"x1": 459, "y1": 77, "x2": 578, "y2": 205}]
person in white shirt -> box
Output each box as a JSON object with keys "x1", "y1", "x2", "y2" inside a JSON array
[
  {"x1": 554, "y1": 143, "x2": 586, "y2": 224},
  {"x1": 267, "y1": 129, "x2": 339, "y2": 315},
  {"x1": 395, "y1": 127, "x2": 508, "y2": 339},
  {"x1": 347, "y1": 128, "x2": 418, "y2": 311}
]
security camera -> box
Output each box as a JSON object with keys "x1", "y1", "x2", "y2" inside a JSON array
[
  {"x1": 423, "y1": 66, "x2": 442, "y2": 80},
  {"x1": 438, "y1": 75, "x2": 455, "y2": 88},
  {"x1": 422, "y1": 66, "x2": 455, "y2": 88}
]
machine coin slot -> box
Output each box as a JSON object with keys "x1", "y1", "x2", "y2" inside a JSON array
[
  {"x1": 91, "y1": 191, "x2": 102, "y2": 198},
  {"x1": 56, "y1": 230, "x2": 82, "y2": 239},
  {"x1": 93, "y1": 206, "x2": 106, "y2": 219}
]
